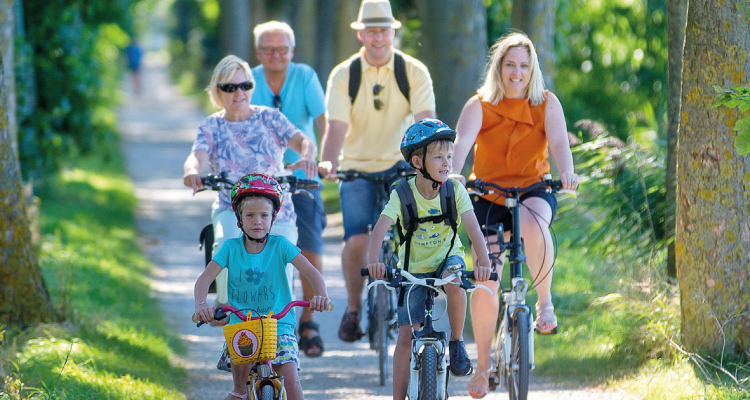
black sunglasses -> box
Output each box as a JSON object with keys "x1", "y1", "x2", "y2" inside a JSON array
[
  {"x1": 373, "y1": 84, "x2": 384, "y2": 110},
  {"x1": 218, "y1": 81, "x2": 254, "y2": 93},
  {"x1": 272, "y1": 94, "x2": 282, "y2": 110}
]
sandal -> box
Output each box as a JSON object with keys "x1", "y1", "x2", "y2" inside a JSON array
[
  {"x1": 298, "y1": 320, "x2": 324, "y2": 357},
  {"x1": 534, "y1": 303, "x2": 558, "y2": 334},
  {"x1": 226, "y1": 391, "x2": 247, "y2": 400},
  {"x1": 468, "y1": 368, "x2": 491, "y2": 399}
]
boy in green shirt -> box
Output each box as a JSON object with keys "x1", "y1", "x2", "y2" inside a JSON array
[{"x1": 366, "y1": 119, "x2": 492, "y2": 400}]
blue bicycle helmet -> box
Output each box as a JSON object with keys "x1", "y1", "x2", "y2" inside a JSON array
[{"x1": 400, "y1": 118, "x2": 457, "y2": 161}]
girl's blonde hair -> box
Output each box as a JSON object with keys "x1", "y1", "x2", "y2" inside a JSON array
[
  {"x1": 206, "y1": 55, "x2": 254, "y2": 109},
  {"x1": 477, "y1": 32, "x2": 546, "y2": 106},
  {"x1": 253, "y1": 21, "x2": 296, "y2": 48},
  {"x1": 238, "y1": 196, "x2": 274, "y2": 215}
]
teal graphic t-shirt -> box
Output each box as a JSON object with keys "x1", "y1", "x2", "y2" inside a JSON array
[{"x1": 213, "y1": 234, "x2": 301, "y2": 336}]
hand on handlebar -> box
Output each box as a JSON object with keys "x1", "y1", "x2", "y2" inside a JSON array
[
  {"x1": 308, "y1": 295, "x2": 332, "y2": 313},
  {"x1": 317, "y1": 161, "x2": 339, "y2": 181},
  {"x1": 559, "y1": 172, "x2": 580, "y2": 191},
  {"x1": 184, "y1": 173, "x2": 204, "y2": 194},
  {"x1": 194, "y1": 303, "x2": 216, "y2": 325},
  {"x1": 287, "y1": 158, "x2": 318, "y2": 179},
  {"x1": 448, "y1": 173, "x2": 466, "y2": 186},
  {"x1": 366, "y1": 262, "x2": 387, "y2": 280},
  {"x1": 472, "y1": 264, "x2": 493, "y2": 282}
]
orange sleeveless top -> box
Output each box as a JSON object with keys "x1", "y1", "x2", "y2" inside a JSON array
[{"x1": 469, "y1": 92, "x2": 550, "y2": 202}]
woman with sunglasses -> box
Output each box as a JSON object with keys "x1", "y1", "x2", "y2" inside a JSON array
[{"x1": 183, "y1": 54, "x2": 318, "y2": 309}]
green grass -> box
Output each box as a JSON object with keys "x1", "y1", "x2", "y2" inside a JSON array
[{"x1": 0, "y1": 151, "x2": 187, "y2": 399}]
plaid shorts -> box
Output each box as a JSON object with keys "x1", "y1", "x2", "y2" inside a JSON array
[{"x1": 217, "y1": 333, "x2": 300, "y2": 372}]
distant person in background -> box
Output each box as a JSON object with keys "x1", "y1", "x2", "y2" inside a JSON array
[
  {"x1": 250, "y1": 20, "x2": 328, "y2": 358},
  {"x1": 124, "y1": 39, "x2": 143, "y2": 95}
]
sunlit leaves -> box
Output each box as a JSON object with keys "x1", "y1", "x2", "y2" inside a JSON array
[{"x1": 712, "y1": 85, "x2": 750, "y2": 155}]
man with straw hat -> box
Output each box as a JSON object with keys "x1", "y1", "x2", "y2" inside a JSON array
[{"x1": 319, "y1": 0, "x2": 436, "y2": 343}]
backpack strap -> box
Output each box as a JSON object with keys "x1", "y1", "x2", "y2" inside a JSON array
[
  {"x1": 393, "y1": 53, "x2": 410, "y2": 102},
  {"x1": 348, "y1": 56, "x2": 362, "y2": 103},
  {"x1": 348, "y1": 53, "x2": 410, "y2": 104}
]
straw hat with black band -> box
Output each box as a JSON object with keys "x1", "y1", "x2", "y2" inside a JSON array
[{"x1": 350, "y1": 0, "x2": 402, "y2": 30}]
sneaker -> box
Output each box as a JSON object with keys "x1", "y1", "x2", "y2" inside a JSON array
[
  {"x1": 338, "y1": 310, "x2": 364, "y2": 342},
  {"x1": 449, "y1": 340, "x2": 473, "y2": 376}
]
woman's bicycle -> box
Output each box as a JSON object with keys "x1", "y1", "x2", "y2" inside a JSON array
[
  {"x1": 192, "y1": 300, "x2": 333, "y2": 400},
  {"x1": 361, "y1": 266, "x2": 497, "y2": 400},
  {"x1": 466, "y1": 175, "x2": 576, "y2": 400},
  {"x1": 336, "y1": 165, "x2": 414, "y2": 386},
  {"x1": 196, "y1": 171, "x2": 320, "y2": 291}
]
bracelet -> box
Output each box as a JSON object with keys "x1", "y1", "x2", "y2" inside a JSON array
[{"x1": 195, "y1": 301, "x2": 206, "y2": 308}]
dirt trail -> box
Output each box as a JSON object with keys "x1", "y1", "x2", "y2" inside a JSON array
[{"x1": 119, "y1": 61, "x2": 638, "y2": 400}]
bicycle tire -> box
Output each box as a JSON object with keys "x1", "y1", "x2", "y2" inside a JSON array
[
  {"x1": 491, "y1": 318, "x2": 505, "y2": 392},
  {"x1": 418, "y1": 345, "x2": 438, "y2": 400},
  {"x1": 376, "y1": 282, "x2": 390, "y2": 386},
  {"x1": 508, "y1": 310, "x2": 530, "y2": 400},
  {"x1": 260, "y1": 383, "x2": 275, "y2": 400}
]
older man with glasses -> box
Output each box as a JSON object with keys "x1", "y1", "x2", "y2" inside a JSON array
[
  {"x1": 250, "y1": 21, "x2": 328, "y2": 358},
  {"x1": 318, "y1": 0, "x2": 436, "y2": 343}
]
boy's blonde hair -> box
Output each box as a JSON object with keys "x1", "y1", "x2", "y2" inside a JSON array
[
  {"x1": 477, "y1": 32, "x2": 546, "y2": 106},
  {"x1": 409, "y1": 139, "x2": 454, "y2": 166},
  {"x1": 206, "y1": 55, "x2": 254, "y2": 109}
]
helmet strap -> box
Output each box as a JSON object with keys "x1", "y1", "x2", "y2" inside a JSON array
[{"x1": 418, "y1": 147, "x2": 443, "y2": 190}]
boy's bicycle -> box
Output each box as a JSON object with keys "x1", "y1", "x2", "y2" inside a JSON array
[
  {"x1": 336, "y1": 165, "x2": 414, "y2": 386},
  {"x1": 466, "y1": 175, "x2": 576, "y2": 400},
  {"x1": 361, "y1": 266, "x2": 496, "y2": 400},
  {"x1": 196, "y1": 171, "x2": 320, "y2": 291},
  {"x1": 193, "y1": 300, "x2": 333, "y2": 400}
]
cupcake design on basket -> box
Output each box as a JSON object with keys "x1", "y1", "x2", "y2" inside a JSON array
[{"x1": 233, "y1": 329, "x2": 259, "y2": 357}]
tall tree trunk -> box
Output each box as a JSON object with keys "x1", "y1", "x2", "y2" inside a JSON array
[
  {"x1": 333, "y1": 0, "x2": 360, "y2": 64},
  {"x1": 666, "y1": 0, "x2": 688, "y2": 279},
  {"x1": 315, "y1": 0, "x2": 336, "y2": 86},
  {"x1": 218, "y1": 0, "x2": 251, "y2": 61},
  {"x1": 288, "y1": 0, "x2": 318, "y2": 68},
  {"x1": 415, "y1": 0, "x2": 487, "y2": 127},
  {"x1": 510, "y1": 0, "x2": 556, "y2": 90},
  {"x1": 0, "y1": 0, "x2": 55, "y2": 327},
  {"x1": 676, "y1": 0, "x2": 750, "y2": 356}
]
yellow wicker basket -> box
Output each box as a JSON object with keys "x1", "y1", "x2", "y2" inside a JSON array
[{"x1": 223, "y1": 312, "x2": 277, "y2": 365}]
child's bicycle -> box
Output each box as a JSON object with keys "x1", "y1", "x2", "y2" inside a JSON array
[
  {"x1": 192, "y1": 300, "x2": 334, "y2": 400},
  {"x1": 361, "y1": 266, "x2": 497, "y2": 400},
  {"x1": 336, "y1": 165, "x2": 414, "y2": 386},
  {"x1": 466, "y1": 175, "x2": 576, "y2": 400},
  {"x1": 196, "y1": 171, "x2": 320, "y2": 292}
]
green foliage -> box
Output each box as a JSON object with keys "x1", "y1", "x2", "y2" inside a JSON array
[
  {"x1": 712, "y1": 85, "x2": 750, "y2": 155},
  {"x1": 0, "y1": 152, "x2": 187, "y2": 399},
  {"x1": 559, "y1": 120, "x2": 669, "y2": 280},
  {"x1": 16, "y1": 0, "x2": 143, "y2": 178},
  {"x1": 554, "y1": 0, "x2": 667, "y2": 140}
]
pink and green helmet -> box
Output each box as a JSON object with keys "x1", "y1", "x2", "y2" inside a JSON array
[{"x1": 230, "y1": 173, "x2": 283, "y2": 213}]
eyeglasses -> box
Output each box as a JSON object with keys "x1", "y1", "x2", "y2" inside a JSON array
[
  {"x1": 373, "y1": 84, "x2": 384, "y2": 111},
  {"x1": 218, "y1": 81, "x2": 254, "y2": 93},
  {"x1": 259, "y1": 46, "x2": 290, "y2": 56},
  {"x1": 272, "y1": 95, "x2": 282, "y2": 110}
]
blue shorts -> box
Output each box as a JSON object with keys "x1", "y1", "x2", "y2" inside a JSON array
[
  {"x1": 292, "y1": 186, "x2": 326, "y2": 254},
  {"x1": 397, "y1": 255, "x2": 466, "y2": 327},
  {"x1": 339, "y1": 161, "x2": 411, "y2": 241},
  {"x1": 470, "y1": 189, "x2": 557, "y2": 236}
]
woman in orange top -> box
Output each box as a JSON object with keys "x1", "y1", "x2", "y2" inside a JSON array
[{"x1": 450, "y1": 32, "x2": 578, "y2": 398}]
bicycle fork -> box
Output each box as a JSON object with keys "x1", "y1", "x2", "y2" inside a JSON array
[
  {"x1": 496, "y1": 278, "x2": 535, "y2": 389},
  {"x1": 408, "y1": 338, "x2": 447, "y2": 400},
  {"x1": 249, "y1": 362, "x2": 286, "y2": 400}
]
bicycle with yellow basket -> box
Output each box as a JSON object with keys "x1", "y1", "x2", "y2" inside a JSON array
[{"x1": 193, "y1": 300, "x2": 333, "y2": 400}]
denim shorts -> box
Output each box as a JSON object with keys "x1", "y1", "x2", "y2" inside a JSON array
[
  {"x1": 292, "y1": 186, "x2": 326, "y2": 254},
  {"x1": 397, "y1": 255, "x2": 466, "y2": 327},
  {"x1": 339, "y1": 161, "x2": 411, "y2": 241},
  {"x1": 471, "y1": 189, "x2": 558, "y2": 236}
]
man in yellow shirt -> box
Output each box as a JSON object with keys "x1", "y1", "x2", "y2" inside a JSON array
[{"x1": 319, "y1": 0, "x2": 436, "y2": 342}]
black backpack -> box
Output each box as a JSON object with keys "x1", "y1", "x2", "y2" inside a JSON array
[
  {"x1": 348, "y1": 53, "x2": 410, "y2": 104},
  {"x1": 393, "y1": 177, "x2": 459, "y2": 306}
]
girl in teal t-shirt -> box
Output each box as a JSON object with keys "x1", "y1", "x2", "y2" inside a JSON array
[{"x1": 193, "y1": 174, "x2": 330, "y2": 400}]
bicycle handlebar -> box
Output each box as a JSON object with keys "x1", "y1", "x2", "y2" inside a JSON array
[
  {"x1": 193, "y1": 300, "x2": 334, "y2": 327},
  {"x1": 360, "y1": 267, "x2": 497, "y2": 294},
  {"x1": 467, "y1": 178, "x2": 573, "y2": 197},
  {"x1": 196, "y1": 172, "x2": 320, "y2": 195},
  {"x1": 335, "y1": 167, "x2": 415, "y2": 182}
]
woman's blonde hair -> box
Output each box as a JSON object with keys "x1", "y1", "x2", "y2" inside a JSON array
[
  {"x1": 206, "y1": 55, "x2": 254, "y2": 109},
  {"x1": 477, "y1": 32, "x2": 546, "y2": 106},
  {"x1": 253, "y1": 21, "x2": 296, "y2": 48}
]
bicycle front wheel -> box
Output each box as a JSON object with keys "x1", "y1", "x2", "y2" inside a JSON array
[
  {"x1": 259, "y1": 383, "x2": 275, "y2": 400},
  {"x1": 418, "y1": 345, "x2": 438, "y2": 400},
  {"x1": 508, "y1": 310, "x2": 530, "y2": 400},
  {"x1": 376, "y1": 283, "x2": 390, "y2": 386}
]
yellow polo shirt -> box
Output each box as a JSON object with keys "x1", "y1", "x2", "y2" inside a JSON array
[{"x1": 326, "y1": 48, "x2": 435, "y2": 173}]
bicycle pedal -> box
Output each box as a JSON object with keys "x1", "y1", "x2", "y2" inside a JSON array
[{"x1": 488, "y1": 374, "x2": 499, "y2": 391}]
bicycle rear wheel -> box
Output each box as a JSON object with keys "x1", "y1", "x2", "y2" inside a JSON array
[
  {"x1": 418, "y1": 345, "x2": 438, "y2": 400},
  {"x1": 508, "y1": 310, "x2": 530, "y2": 400}
]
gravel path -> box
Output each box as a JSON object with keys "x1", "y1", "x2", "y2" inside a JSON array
[{"x1": 119, "y1": 61, "x2": 639, "y2": 400}]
